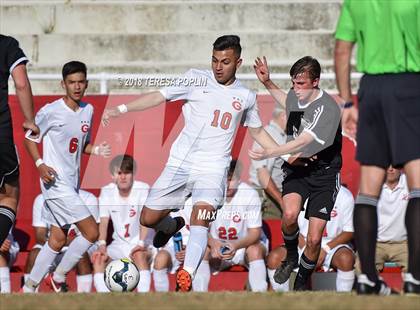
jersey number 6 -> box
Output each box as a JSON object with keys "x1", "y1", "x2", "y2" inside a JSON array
[{"x1": 69, "y1": 138, "x2": 79, "y2": 153}]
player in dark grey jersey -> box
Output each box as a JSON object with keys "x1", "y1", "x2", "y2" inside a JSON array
[
  {"x1": 251, "y1": 56, "x2": 342, "y2": 290},
  {"x1": 0, "y1": 35, "x2": 39, "y2": 246}
]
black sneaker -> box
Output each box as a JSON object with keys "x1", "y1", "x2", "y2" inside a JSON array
[
  {"x1": 293, "y1": 276, "x2": 310, "y2": 291},
  {"x1": 403, "y1": 273, "x2": 420, "y2": 295},
  {"x1": 274, "y1": 258, "x2": 298, "y2": 285},
  {"x1": 153, "y1": 216, "x2": 185, "y2": 248},
  {"x1": 356, "y1": 274, "x2": 394, "y2": 295}
]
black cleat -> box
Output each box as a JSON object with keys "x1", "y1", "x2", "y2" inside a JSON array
[
  {"x1": 403, "y1": 273, "x2": 420, "y2": 295},
  {"x1": 356, "y1": 274, "x2": 395, "y2": 295},
  {"x1": 274, "y1": 258, "x2": 299, "y2": 285},
  {"x1": 293, "y1": 278, "x2": 310, "y2": 291},
  {"x1": 153, "y1": 216, "x2": 185, "y2": 248}
]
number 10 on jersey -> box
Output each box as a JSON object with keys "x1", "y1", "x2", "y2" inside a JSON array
[{"x1": 211, "y1": 110, "x2": 232, "y2": 130}]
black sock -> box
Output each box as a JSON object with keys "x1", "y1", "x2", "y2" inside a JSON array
[
  {"x1": 354, "y1": 195, "x2": 378, "y2": 282},
  {"x1": 295, "y1": 253, "x2": 316, "y2": 286},
  {"x1": 405, "y1": 191, "x2": 420, "y2": 280},
  {"x1": 282, "y1": 227, "x2": 299, "y2": 262},
  {"x1": 0, "y1": 206, "x2": 16, "y2": 245}
]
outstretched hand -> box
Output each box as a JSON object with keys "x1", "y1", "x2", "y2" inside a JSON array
[
  {"x1": 254, "y1": 56, "x2": 270, "y2": 84},
  {"x1": 101, "y1": 108, "x2": 121, "y2": 127},
  {"x1": 341, "y1": 106, "x2": 358, "y2": 140}
]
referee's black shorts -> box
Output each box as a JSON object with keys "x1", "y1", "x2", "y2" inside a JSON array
[
  {"x1": 356, "y1": 73, "x2": 420, "y2": 168},
  {"x1": 282, "y1": 167, "x2": 340, "y2": 221},
  {"x1": 0, "y1": 143, "x2": 19, "y2": 187}
]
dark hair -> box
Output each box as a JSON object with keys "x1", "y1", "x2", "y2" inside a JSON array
[
  {"x1": 213, "y1": 35, "x2": 242, "y2": 57},
  {"x1": 109, "y1": 154, "x2": 137, "y2": 174},
  {"x1": 62, "y1": 61, "x2": 87, "y2": 80},
  {"x1": 228, "y1": 159, "x2": 242, "y2": 179},
  {"x1": 289, "y1": 56, "x2": 321, "y2": 81}
]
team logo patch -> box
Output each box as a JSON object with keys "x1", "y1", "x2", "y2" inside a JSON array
[
  {"x1": 81, "y1": 124, "x2": 89, "y2": 133},
  {"x1": 330, "y1": 209, "x2": 337, "y2": 218},
  {"x1": 129, "y1": 208, "x2": 136, "y2": 217},
  {"x1": 232, "y1": 97, "x2": 243, "y2": 111},
  {"x1": 232, "y1": 214, "x2": 241, "y2": 223}
]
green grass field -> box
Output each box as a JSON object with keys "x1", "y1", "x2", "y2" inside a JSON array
[{"x1": 1, "y1": 292, "x2": 419, "y2": 310}]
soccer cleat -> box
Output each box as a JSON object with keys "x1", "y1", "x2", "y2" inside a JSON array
[
  {"x1": 153, "y1": 216, "x2": 185, "y2": 248},
  {"x1": 356, "y1": 274, "x2": 394, "y2": 295},
  {"x1": 403, "y1": 273, "x2": 420, "y2": 295},
  {"x1": 46, "y1": 273, "x2": 68, "y2": 293},
  {"x1": 274, "y1": 258, "x2": 299, "y2": 285},
  {"x1": 176, "y1": 269, "x2": 192, "y2": 292}
]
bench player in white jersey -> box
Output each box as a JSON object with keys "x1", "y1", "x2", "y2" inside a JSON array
[
  {"x1": 0, "y1": 231, "x2": 19, "y2": 293},
  {"x1": 267, "y1": 186, "x2": 355, "y2": 292},
  {"x1": 103, "y1": 35, "x2": 283, "y2": 291},
  {"x1": 91, "y1": 154, "x2": 152, "y2": 293},
  {"x1": 195, "y1": 160, "x2": 268, "y2": 292},
  {"x1": 23, "y1": 191, "x2": 99, "y2": 292},
  {"x1": 22, "y1": 61, "x2": 110, "y2": 293}
]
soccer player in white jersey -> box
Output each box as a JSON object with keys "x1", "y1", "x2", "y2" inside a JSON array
[
  {"x1": 91, "y1": 154, "x2": 152, "y2": 293},
  {"x1": 267, "y1": 185, "x2": 355, "y2": 292},
  {"x1": 102, "y1": 35, "x2": 282, "y2": 291},
  {"x1": 195, "y1": 160, "x2": 268, "y2": 292},
  {"x1": 22, "y1": 61, "x2": 111, "y2": 293},
  {"x1": 23, "y1": 190, "x2": 99, "y2": 292}
]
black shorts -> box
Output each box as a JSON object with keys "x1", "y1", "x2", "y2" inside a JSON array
[
  {"x1": 282, "y1": 168, "x2": 340, "y2": 221},
  {"x1": 0, "y1": 144, "x2": 19, "y2": 187},
  {"x1": 356, "y1": 73, "x2": 420, "y2": 168}
]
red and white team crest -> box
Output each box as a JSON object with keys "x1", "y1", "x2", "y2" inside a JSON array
[
  {"x1": 129, "y1": 208, "x2": 136, "y2": 217},
  {"x1": 232, "y1": 214, "x2": 241, "y2": 223},
  {"x1": 232, "y1": 97, "x2": 242, "y2": 111},
  {"x1": 330, "y1": 209, "x2": 337, "y2": 218},
  {"x1": 81, "y1": 124, "x2": 89, "y2": 133}
]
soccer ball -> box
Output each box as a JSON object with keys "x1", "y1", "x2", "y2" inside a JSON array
[{"x1": 104, "y1": 258, "x2": 140, "y2": 292}]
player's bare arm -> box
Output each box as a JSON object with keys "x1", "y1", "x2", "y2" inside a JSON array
[
  {"x1": 248, "y1": 126, "x2": 280, "y2": 150},
  {"x1": 84, "y1": 142, "x2": 111, "y2": 158},
  {"x1": 101, "y1": 91, "x2": 166, "y2": 126},
  {"x1": 208, "y1": 235, "x2": 225, "y2": 259},
  {"x1": 222, "y1": 228, "x2": 261, "y2": 260},
  {"x1": 23, "y1": 138, "x2": 57, "y2": 184},
  {"x1": 317, "y1": 231, "x2": 353, "y2": 267},
  {"x1": 249, "y1": 131, "x2": 314, "y2": 161},
  {"x1": 334, "y1": 39, "x2": 358, "y2": 139},
  {"x1": 11, "y1": 64, "x2": 40, "y2": 136},
  {"x1": 254, "y1": 56, "x2": 287, "y2": 108},
  {"x1": 97, "y1": 216, "x2": 109, "y2": 256},
  {"x1": 257, "y1": 168, "x2": 283, "y2": 208},
  {"x1": 131, "y1": 225, "x2": 150, "y2": 255}
]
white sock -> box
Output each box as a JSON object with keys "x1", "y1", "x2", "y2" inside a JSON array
[
  {"x1": 26, "y1": 243, "x2": 59, "y2": 289},
  {"x1": 268, "y1": 268, "x2": 289, "y2": 292},
  {"x1": 192, "y1": 261, "x2": 210, "y2": 292},
  {"x1": 183, "y1": 225, "x2": 208, "y2": 277},
  {"x1": 94, "y1": 272, "x2": 109, "y2": 293},
  {"x1": 248, "y1": 259, "x2": 268, "y2": 292},
  {"x1": 153, "y1": 268, "x2": 169, "y2": 292},
  {"x1": 336, "y1": 269, "x2": 355, "y2": 292},
  {"x1": 137, "y1": 270, "x2": 151, "y2": 292},
  {"x1": 0, "y1": 267, "x2": 10, "y2": 293},
  {"x1": 76, "y1": 274, "x2": 93, "y2": 293},
  {"x1": 53, "y1": 235, "x2": 93, "y2": 283}
]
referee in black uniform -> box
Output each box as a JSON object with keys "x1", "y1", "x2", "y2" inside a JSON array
[
  {"x1": 0, "y1": 35, "x2": 39, "y2": 246},
  {"x1": 251, "y1": 56, "x2": 341, "y2": 290}
]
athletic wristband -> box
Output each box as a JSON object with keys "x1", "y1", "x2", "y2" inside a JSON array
[
  {"x1": 97, "y1": 240, "x2": 106, "y2": 246},
  {"x1": 343, "y1": 101, "x2": 353, "y2": 109},
  {"x1": 322, "y1": 244, "x2": 331, "y2": 253},
  {"x1": 137, "y1": 240, "x2": 146, "y2": 248},
  {"x1": 117, "y1": 104, "x2": 128, "y2": 114},
  {"x1": 35, "y1": 158, "x2": 44, "y2": 168}
]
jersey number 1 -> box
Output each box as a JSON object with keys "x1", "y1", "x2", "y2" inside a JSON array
[{"x1": 211, "y1": 110, "x2": 232, "y2": 130}]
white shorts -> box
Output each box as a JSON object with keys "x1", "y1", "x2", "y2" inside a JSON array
[
  {"x1": 213, "y1": 240, "x2": 268, "y2": 272},
  {"x1": 107, "y1": 241, "x2": 157, "y2": 264},
  {"x1": 43, "y1": 194, "x2": 93, "y2": 227},
  {"x1": 145, "y1": 165, "x2": 227, "y2": 211},
  {"x1": 298, "y1": 244, "x2": 354, "y2": 271}
]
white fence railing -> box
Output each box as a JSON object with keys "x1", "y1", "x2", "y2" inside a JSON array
[{"x1": 27, "y1": 72, "x2": 363, "y2": 94}]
